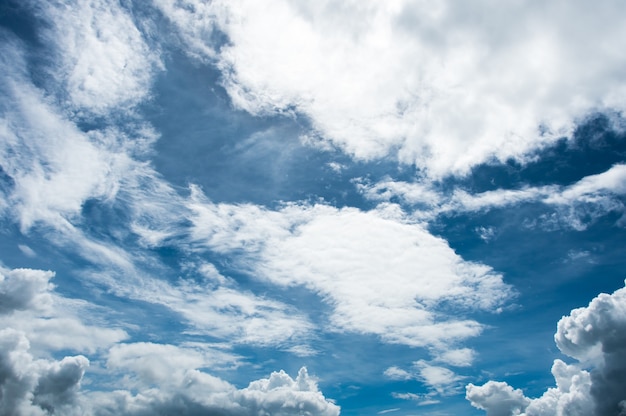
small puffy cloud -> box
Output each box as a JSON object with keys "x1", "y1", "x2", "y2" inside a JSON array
[
  {"x1": 18, "y1": 244, "x2": 37, "y2": 258},
  {"x1": 467, "y1": 283, "x2": 626, "y2": 415},
  {"x1": 434, "y1": 348, "x2": 476, "y2": 367},
  {"x1": 384, "y1": 366, "x2": 413, "y2": 381},
  {"x1": 413, "y1": 360, "x2": 465, "y2": 395},
  {"x1": 466, "y1": 381, "x2": 530, "y2": 416},
  {"x1": 0, "y1": 267, "x2": 54, "y2": 314},
  {"x1": 232, "y1": 367, "x2": 340, "y2": 416}
]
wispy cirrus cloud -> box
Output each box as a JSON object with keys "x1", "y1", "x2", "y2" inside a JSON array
[{"x1": 359, "y1": 164, "x2": 626, "y2": 230}]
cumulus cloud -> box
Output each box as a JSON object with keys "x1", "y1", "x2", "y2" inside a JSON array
[
  {"x1": 466, "y1": 381, "x2": 531, "y2": 416},
  {"x1": 0, "y1": 267, "x2": 54, "y2": 314},
  {"x1": 466, "y1": 284, "x2": 626, "y2": 415},
  {"x1": 188, "y1": 191, "x2": 513, "y2": 351},
  {"x1": 0, "y1": 266, "x2": 127, "y2": 355},
  {"x1": 159, "y1": 0, "x2": 626, "y2": 177},
  {"x1": 90, "y1": 352, "x2": 340, "y2": 416},
  {"x1": 0, "y1": 333, "x2": 339, "y2": 416},
  {"x1": 0, "y1": 328, "x2": 89, "y2": 416}
]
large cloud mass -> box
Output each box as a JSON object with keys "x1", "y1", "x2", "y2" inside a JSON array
[
  {"x1": 158, "y1": 0, "x2": 626, "y2": 177},
  {"x1": 466, "y1": 284, "x2": 626, "y2": 416},
  {"x1": 188, "y1": 192, "x2": 513, "y2": 351}
]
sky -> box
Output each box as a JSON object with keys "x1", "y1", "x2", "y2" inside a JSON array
[{"x1": 1, "y1": 1, "x2": 626, "y2": 415}]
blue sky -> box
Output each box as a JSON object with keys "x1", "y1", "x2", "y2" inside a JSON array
[{"x1": 1, "y1": 1, "x2": 626, "y2": 415}]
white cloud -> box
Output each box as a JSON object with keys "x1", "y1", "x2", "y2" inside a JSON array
[
  {"x1": 355, "y1": 177, "x2": 442, "y2": 208},
  {"x1": 359, "y1": 164, "x2": 626, "y2": 230},
  {"x1": 232, "y1": 367, "x2": 340, "y2": 416},
  {"x1": 0, "y1": 267, "x2": 54, "y2": 315},
  {"x1": 29, "y1": 0, "x2": 161, "y2": 115},
  {"x1": 466, "y1": 283, "x2": 626, "y2": 416},
  {"x1": 466, "y1": 381, "x2": 530, "y2": 416},
  {"x1": 159, "y1": 0, "x2": 626, "y2": 177},
  {"x1": 18, "y1": 244, "x2": 37, "y2": 258},
  {"x1": 189, "y1": 194, "x2": 513, "y2": 351},
  {"x1": 107, "y1": 342, "x2": 239, "y2": 388},
  {"x1": 0, "y1": 330, "x2": 339, "y2": 416},
  {"x1": 391, "y1": 392, "x2": 440, "y2": 406},
  {"x1": 386, "y1": 360, "x2": 466, "y2": 396},
  {"x1": 384, "y1": 366, "x2": 413, "y2": 381},
  {"x1": 148, "y1": 280, "x2": 315, "y2": 349},
  {"x1": 1, "y1": 52, "x2": 313, "y2": 352},
  {"x1": 434, "y1": 348, "x2": 475, "y2": 367},
  {"x1": 0, "y1": 44, "x2": 136, "y2": 232},
  {"x1": 0, "y1": 266, "x2": 127, "y2": 355},
  {"x1": 0, "y1": 264, "x2": 337, "y2": 415},
  {"x1": 85, "y1": 364, "x2": 339, "y2": 416},
  {"x1": 413, "y1": 360, "x2": 465, "y2": 396}
]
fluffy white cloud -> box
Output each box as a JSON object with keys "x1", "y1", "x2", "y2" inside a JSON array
[
  {"x1": 0, "y1": 266, "x2": 127, "y2": 355},
  {"x1": 29, "y1": 0, "x2": 161, "y2": 115},
  {"x1": 0, "y1": 267, "x2": 54, "y2": 315},
  {"x1": 434, "y1": 348, "x2": 475, "y2": 367},
  {"x1": 188, "y1": 192, "x2": 513, "y2": 351},
  {"x1": 466, "y1": 381, "x2": 530, "y2": 416},
  {"x1": 232, "y1": 367, "x2": 340, "y2": 416},
  {"x1": 466, "y1": 283, "x2": 626, "y2": 416},
  {"x1": 0, "y1": 332, "x2": 339, "y2": 416},
  {"x1": 158, "y1": 0, "x2": 626, "y2": 177}
]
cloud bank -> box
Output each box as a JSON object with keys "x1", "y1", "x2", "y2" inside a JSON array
[{"x1": 0, "y1": 266, "x2": 339, "y2": 416}]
